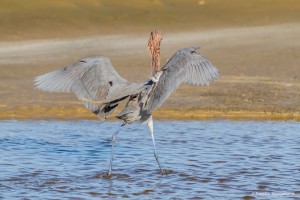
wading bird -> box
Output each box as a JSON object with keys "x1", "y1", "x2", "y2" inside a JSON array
[{"x1": 35, "y1": 30, "x2": 220, "y2": 176}]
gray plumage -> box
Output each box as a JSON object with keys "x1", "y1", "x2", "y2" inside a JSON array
[
  {"x1": 35, "y1": 56, "x2": 148, "y2": 119},
  {"x1": 146, "y1": 46, "x2": 219, "y2": 112},
  {"x1": 35, "y1": 47, "x2": 219, "y2": 123},
  {"x1": 34, "y1": 32, "x2": 220, "y2": 176}
]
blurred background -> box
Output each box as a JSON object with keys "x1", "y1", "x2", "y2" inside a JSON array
[
  {"x1": 1, "y1": 0, "x2": 299, "y2": 40},
  {"x1": 0, "y1": 0, "x2": 299, "y2": 120}
]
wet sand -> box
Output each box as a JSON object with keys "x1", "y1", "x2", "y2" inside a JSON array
[{"x1": 0, "y1": 1, "x2": 300, "y2": 121}]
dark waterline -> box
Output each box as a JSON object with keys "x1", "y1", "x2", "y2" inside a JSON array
[{"x1": 0, "y1": 120, "x2": 299, "y2": 199}]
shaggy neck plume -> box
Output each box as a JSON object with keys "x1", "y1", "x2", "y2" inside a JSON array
[{"x1": 148, "y1": 30, "x2": 163, "y2": 75}]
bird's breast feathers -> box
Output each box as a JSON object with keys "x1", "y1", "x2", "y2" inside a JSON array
[{"x1": 151, "y1": 71, "x2": 163, "y2": 82}]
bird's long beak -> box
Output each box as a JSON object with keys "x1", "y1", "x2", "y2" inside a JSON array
[{"x1": 148, "y1": 30, "x2": 163, "y2": 75}]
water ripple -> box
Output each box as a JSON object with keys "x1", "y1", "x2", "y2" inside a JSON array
[{"x1": 0, "y1": 120, "x2": 299, "y2": 199}]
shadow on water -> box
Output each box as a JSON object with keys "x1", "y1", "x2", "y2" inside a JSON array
[{"x1": 0, "y1": 120, "x2": 299, "y2": 199}]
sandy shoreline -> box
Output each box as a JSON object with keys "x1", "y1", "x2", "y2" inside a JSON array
[
  {"x1": 1, "y1": 23, "x2": 300, "y2": 121},
  {"x1": 1, "y1": 106, "x2": 300, "y2": 121}
]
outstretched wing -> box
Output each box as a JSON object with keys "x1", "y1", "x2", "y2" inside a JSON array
[
  {"x1": 35, "y1": 56, "x2": 147, "y2": 119},
  {"x1": 146, "y1": 46, "x2": 220, "y2": 112}
]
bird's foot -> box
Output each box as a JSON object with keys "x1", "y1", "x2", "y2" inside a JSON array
[
  {"x1": 101, "y1": 171, "x2": 112, "y2": 179},
  {"x1": 159, "y1": 169, "x2": 175, "y2": 175}
]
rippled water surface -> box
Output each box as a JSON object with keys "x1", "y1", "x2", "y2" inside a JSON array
[{"x1": 0, "y1": 120, "x2": 299, "y2": 199}]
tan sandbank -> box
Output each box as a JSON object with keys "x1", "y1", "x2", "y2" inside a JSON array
[
  {"x1": 1, "y1": 106, "x2": 300, "y2": 121},
  {"x1": 1, "y1": 24, "x2": 300, "y2": 121}
]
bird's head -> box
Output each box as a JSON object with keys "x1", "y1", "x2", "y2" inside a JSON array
[{"x1": 148, "y1": 30, "x2": 163, "y2": 75}]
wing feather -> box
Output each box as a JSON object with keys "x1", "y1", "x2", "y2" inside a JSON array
[
  {"x1": 35, "y1": 56, "x2": 147, "y2": 119},
  {"x1": 147, "y1": 46, "x2": 220, "y2": 112}
]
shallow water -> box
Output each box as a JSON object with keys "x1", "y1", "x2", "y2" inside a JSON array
[{"x1": 0, "y1": 120, "x2": 299, "y2": 199}]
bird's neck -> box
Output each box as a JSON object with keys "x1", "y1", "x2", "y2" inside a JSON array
[
  {"x1": 148, "y1": 30, "x2": 162, "y2": 76},
  {"x1": 151, "y1": 49, "x2": 160, "y2": 75}
]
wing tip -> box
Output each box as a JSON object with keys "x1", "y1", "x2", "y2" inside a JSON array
[
  {"x1": 33, "y1": 75, "x2": 43, "y2": 90},
  {"x1": 34, "y1": 73, "x2": 51, "y2": 91}
]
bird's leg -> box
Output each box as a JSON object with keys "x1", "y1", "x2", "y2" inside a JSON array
[
  {"x1": 104, "y1": 123, "x2": 125, "y2": 177},
  {"x1": 147, "y1": 116, "x2": 164, "y2": 174}
]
